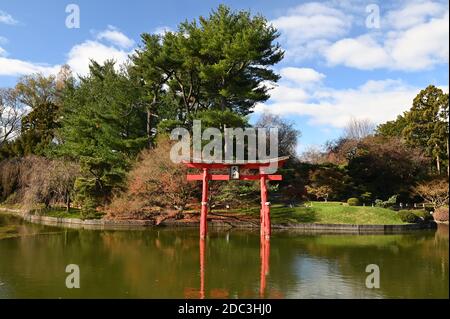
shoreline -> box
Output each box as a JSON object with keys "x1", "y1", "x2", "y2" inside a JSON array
[{"x1": 0, "y1": 207, "x2": 438, "y2": 234}]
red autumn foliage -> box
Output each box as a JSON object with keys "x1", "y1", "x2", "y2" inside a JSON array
[
  {"x1": 433, "y1": 207, "x2": 449, "y2": 222},
  {"x1": 107, "y1": 138, "x2": 198, "y2": 219}
]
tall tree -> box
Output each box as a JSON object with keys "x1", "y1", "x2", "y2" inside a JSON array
[
  {"x1": 132, "y1": 4, "x2": 284, "y2": 139},
  {"x1": 403, "y1": 85, "x2": 449, "y2": 175},
  {"x1": 130, "y1": 35, "x2": 170, "y2": 147},
  {"x1": 58, "y1": 61, "x2": 148, "y2": 208}
]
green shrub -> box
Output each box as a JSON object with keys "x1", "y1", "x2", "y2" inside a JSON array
[
  {"x1": 413, "y1": 209, "x2": 433, "y2": 222},
  {"x1": 374, "y1": 199, "x2": 383, "y2": 207},
  {"x1": 347, "y1": 198, "x2": 360, "y2": 206},
  {"x1": 375, "y1": 195, "x2": 398, "y2": 208},
  {"x1": 385, "y1": 195, "x2": 398, "y2": 206},
  {"x1": 80, "y1": 199, "x2": 99, "y2": 220},
  {"x1": 433, "y1": 207, "x2": 449, "y2": 222},
  {"x1": 398, "y1": 210, "x2": 420, "y2": 223},
  {"x1": 360, "y1": 192, "x2": 372, "y2": 204}
]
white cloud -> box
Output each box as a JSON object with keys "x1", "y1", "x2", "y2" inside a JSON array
[
  {"x1": 324, "y1": 35, "x2": 391, "y2": 69},
  {"x1": 255, "y1": 79, "x2": 427, "y2": 128},
  {"x1": 387, "y1": 12, "x2": 449, "y2": 70},
  {"x1": 0, "y1": 10, "x2": 18, "y2": 25},
  {"x1": 65, "y1": 25, "x2": 137, "y2": 75},
  {"x1": 325, "y1": 11, "x2": 449, "y2": 70},
  {"x1": 96, "y1": 25, "x2": 135, "y2": 48},
  {"x1": 0, "y1": 29, "x2": 62, "y2": 76},
  {"x1": 271, "y1": 2, "x2": 352, "y2": 61},
  {"x1": 275, "y1": 1, "x2": 449, "y2": 70},
  {"x1": 385, "y1": 1, "x2": 445, "y2": 29},
  {"x1": 0, "y1": 26, "x2": 135, "y2": 78},
  {"x1": 66, "y1": 40, "x2": 133, "y2": 75},
  {"x1": 272, "y1": 2, "x2": 351, "y2": 42},
  {"x1": 262, "y1": 67, "x2": 325, "y2": 103},
  {"x1": 280, "y1": 67, "x2": 326, "y2": 84},
  {"x1": 270, "y1": 85, "x2": 310, "y2": 102},
  {"x1": 0, "y1": 57, "x2": 60, "y2": 76}
]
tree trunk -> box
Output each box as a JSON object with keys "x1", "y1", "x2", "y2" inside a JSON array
[
  {"x1": 66, "y1": 194, "x2": 71, "y2": 212},
  {"x1": 435, "y1": 143, "x2": 441, "y2": 174},
  {"x1": 436, "y1": 153, "x2": 441, "y2": 175},
  {"x1": 147, "y1": 108, "x2": 153, "y2": 149},
  {"x1": 146, "y1": 95, "x2": 158, "y2": 149},
  {"x1": 447, "y1": 138, "x2": 449, "y2": 177}
]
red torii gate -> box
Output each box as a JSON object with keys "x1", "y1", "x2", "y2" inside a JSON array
[{"x1": 183, "y1": 156, "x2": 288, "y2": 240}]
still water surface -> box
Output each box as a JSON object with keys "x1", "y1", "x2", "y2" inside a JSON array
[{"x1": 0, "y1": 214, "x2": 448, "y2": 298}]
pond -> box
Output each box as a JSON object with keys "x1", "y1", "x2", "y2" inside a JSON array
[{"x1": 0, "y1": 214, "x2": 448, "y2": 299}]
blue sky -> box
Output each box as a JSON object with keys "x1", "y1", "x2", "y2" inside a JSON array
[{"x1": 1, "y1": 0, "x2": 449, "y2": 153}]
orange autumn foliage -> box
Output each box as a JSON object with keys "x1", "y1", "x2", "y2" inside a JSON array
[{"x1": 107, "y1": 138, "x2": 198, "y2": 219}]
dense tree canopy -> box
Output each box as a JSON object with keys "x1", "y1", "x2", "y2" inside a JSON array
[
  {"x1": 376, "y1": 114, "x2": 408, "y2": 138},
  {"x1": 403, "y1": 85, "x2": 449, "y2": 175},
  {"x1": 57, "y1": 61, "x2": 148, "y2": 208},
  {"x1": 378, "y1": 86, "x2": 449, "y2": 176},
  {"x1": 132, "y1": 5, "x2": 284, "y2": 138},
  {"x1": 346, "y1": 136, "x2": 428, "y2": 200}
]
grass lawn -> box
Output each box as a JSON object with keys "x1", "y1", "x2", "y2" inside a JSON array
[
  {"x1": 36, "y1": 207, "x2": 104, "y2": 219},
  {"x1": 0, "y1": 203, "x2": 104, "y2": 220},
  {"x1": 232, "y1": 201, "x2": 407, "y2": 225},
  {"x1": 0, "y1": 203, "x2": 22, "y2": 210},
  {"x1": 36, "y1": 207, "x2": 83, "y2": 218},
  {"x1": 2, "y1": 201, "x2": 406, "y2": 225}
]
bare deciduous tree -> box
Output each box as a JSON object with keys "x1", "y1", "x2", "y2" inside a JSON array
[
  {"x1": 256, "y1": 113, "x2": 300, "y2": 157},
  {"x1": 0, "y1": 88, "x2": 23, "y2": 146},
  {"x1": 19, "y1": 156, "x2": 80, "y2": 211},
  {"x1": 413, "y1": 179, "x2": 449, "y2": 209},
  {"x1": 56, "y1": 64, "x2": 73, "y2": 91},
  {"x1": 343, "y1": 117, "x2": 375, "y2": 141},
  {"x1": 300, "y1": 145, "x2": 327, "y2": 164}
]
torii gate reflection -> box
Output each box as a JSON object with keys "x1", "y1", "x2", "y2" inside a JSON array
[
  {"x1": 184, "y1": 236, "x2": 271, "y2": 299},
  {"x1": 259, "y1": 236, "x2": 270, "y2": 298}
]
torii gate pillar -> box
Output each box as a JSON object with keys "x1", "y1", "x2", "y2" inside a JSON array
[
  {"x1": 260, "y1": 174, "x2": 270, "y2": 239},
  {"x1": 200, "y1": 168, "x2": 209, "y2": 240}
]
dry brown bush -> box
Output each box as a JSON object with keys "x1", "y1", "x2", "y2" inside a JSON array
[
  {"x1": 20, "y1": 157, "x2": 80, "y2": 211},
  {"x1": 0, "y1": 158, "x2": 22, "y2": 201},
  {"x1": 107, "y1": 138, "x2": 198, "y2": 219},
  {"x1": 0, "y1": 156, "x2": 80, "y2": 210},
  {"x1": 433, "y1": 207, "x2": 449, "y2": 222}
]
